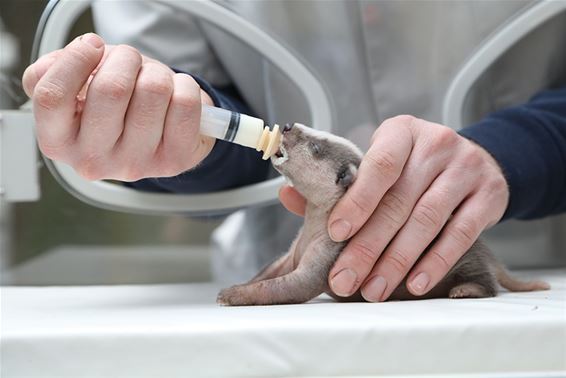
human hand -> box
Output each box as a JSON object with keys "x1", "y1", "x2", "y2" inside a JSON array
[
  {"x1": 22, "y1": 33, "x2": 214, "y2": 181},
  {"x1": 279, "y1": 115, "x2": 509, "y2": 301}
]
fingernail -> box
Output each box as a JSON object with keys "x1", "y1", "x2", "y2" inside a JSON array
[
  {"x1": 361, "y1": 276, "x2": 387, "y2": 302},
  {"x1": 81, "y1": 33, "x2": 103, "y2": 48},
  {"x1": 410, "y1": 272, "x2": 430, "y2": 295},
  {"x1": 330, "y1": 268, "x2": 357, "y2": 297},
  {"x1": 329, "y1": 219, "x2": 351, "y2": 241}
]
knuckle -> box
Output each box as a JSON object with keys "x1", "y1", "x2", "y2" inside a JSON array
[
  {"x1": 174, "y1": 72, "x2": 199, "y2": 89},
  {"x1": 384, "y1": 248, "x2": 412, "y2": 274},
  {"x1": 448, "y1": 220, "x2": 479, "y2": 248},
  {"x1": 486, "y1": 175, "x2": 508, "y2": 197},
  {"x1": 412, "y1": 202, "x2": 443, "y2": 230},
  {"x1": 428, "y1": 249, "x2": 453, "y2": 271},
  {"x1": 122, "y1": 166, "x2": 145, "y2": 182},
  {"x1": 347, "y1": 238, "x2": 379, "y2": 266},
  {"x1": 34, "y1": 80, "x2": 66, "y2": 111},
  {"x1": 460, "y1": 147, "x2": 484, "y2": 170},
  {"x1": 345, "y1": 192, "x2": 374, "y2": 217},
  {"x1": 93, "y1": 75, "x2": 132, "y2": 101},
  {"x1": 115, "y1": 44, "x2": 142, "y2": 62},
  {"x1": 170, "y1": 88, "x2": 200, "y2": 112},
  {"x1": 365, "y1": 150, "x2": 397, "y2": 177},
  {"x1": 426, "y1": 126, "x2": 458, "y2": 152},
  {"x1": 67, "y1": 45, "x2": 92, "y2": 65},
  {"x1": 75, "y1": 156, "x2": 105, "y2": 181},
  {"x1": 37, "y1": 141, "x2": 66, "y2": 160},
  {"x1": 137, "y1": 68, "x2": 173, "y2": 97},
  {"x1": 36, "y1": 131, "x2": 76, "y2": 161},
  {"x1": 377, "y1": 191, "x2": 408, "y2": 228},
  {"x1": 379, "y1": 115, "x2": 419, "y2": 136},
  {"x1": 436, "y1": 125, "x2": 458, "y2": 145},
  {"x1": 384, "y1": 114, "x2": 417, "y2": 128}
]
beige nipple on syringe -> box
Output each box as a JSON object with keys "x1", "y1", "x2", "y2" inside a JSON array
[{"x1": 255, "y1": 124, "x2": 282, "y2": 160}]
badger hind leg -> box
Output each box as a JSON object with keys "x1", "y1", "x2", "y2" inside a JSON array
[
  {"x1": 247, "y1": 250, "x2": 294, "y2": 284},
  {"x1": 449, "y1": 281, "x2": 496, "y2": 298},
  {"x1": 441, "y1": 239, "x2": 498, "y2": 299}
]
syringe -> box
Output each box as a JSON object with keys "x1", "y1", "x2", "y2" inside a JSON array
[{"x1": 200, "y1": 104, "x2": 281, "y2": 160}]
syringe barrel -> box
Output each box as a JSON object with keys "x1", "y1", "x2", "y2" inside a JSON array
[
  {"x1": 200, "y1": 104, "x2": 232, "y2": 140},
  {"x1": 200, "y1": 104, "x2": 264, "y2": 149}
]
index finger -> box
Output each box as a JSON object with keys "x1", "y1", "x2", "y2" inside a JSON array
[
  {"x1": 328, "y1": 115, "x2": 415, "y2": 241},
  {"x1": 22, "y1": 50, "x2": 62, "y2": 98},
  {"x1": 32, "y1": 33, "x2": 104, "y2": 149},
  {"x1": 279, "y1": 185, "x2": 306, "y2": 217}
]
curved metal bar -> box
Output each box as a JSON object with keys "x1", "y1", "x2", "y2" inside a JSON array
[
  {"x1": 442, "y1": 0, "x2": 566, "y2": 129},
  {"x1": 32, "y1": 0, "x2": 333, "y2": 215},
  {"x1": 31, "y1": 0, "x2": 60, "y2": 63}
]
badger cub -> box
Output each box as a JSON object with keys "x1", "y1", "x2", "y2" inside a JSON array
[{"x1": 217, "y1": 123, "x2": 549, "y2": 306}]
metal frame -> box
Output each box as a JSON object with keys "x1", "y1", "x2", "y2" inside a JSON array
[
  {"x1": 32, "y1": 0, "x2": 333, "y2": 215},
  {"x1": 0, "y1": 109, "x2": 39, "y2": 202},
  {"x1": 442, "y1": 0, "x2": 566, "y2": 129},
  {"x1": 30, "y1": 0, "x2": 566, "y2": 214}
]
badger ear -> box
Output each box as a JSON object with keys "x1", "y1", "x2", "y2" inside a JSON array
[{"x1": 336, "y1": 164, "x2": 357, "y2": 189}]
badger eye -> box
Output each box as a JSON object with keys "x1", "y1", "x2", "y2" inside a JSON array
[{"x1": 309, "y1": 142, "x2": 321, "y2": 155}]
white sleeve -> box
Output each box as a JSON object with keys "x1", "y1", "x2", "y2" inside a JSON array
[{"x1": 91, "y1": 0, "x2": 231, "y2": 86}]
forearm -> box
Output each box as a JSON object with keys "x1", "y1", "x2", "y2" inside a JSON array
[{"x1": 459, "y1": 87, "x2": 566, "y2": 220}]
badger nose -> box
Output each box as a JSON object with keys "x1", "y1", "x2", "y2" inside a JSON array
[{"x1": 282, "y1": 123, "x2": 294, "y2": 134}]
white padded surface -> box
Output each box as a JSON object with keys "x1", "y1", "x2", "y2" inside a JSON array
[{"x1": 2, "y1": 269, "x2": 565, "y2": 377}]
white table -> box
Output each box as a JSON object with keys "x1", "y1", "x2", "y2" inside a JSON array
[{"x1": 2, "y1": 269, "x2": 565, "y2": 377}]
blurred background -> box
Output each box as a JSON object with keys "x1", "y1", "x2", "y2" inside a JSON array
[
  {"x1": 1, "y1": 0, "x2": 565, "y2": 287},
  {"x1": 0, "y1": 0, "x2": 219, "y2": 285}
]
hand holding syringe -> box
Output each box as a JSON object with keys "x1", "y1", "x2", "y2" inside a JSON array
[{"x1": 22, "y1": 33, "x2": 281, "y2": 183}]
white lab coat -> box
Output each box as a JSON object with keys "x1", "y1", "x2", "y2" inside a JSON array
[{"x1": 93, "y1": 0, "x2": 566, "y2": 283}]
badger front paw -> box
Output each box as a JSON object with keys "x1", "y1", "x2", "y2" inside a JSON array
[
  {"x1": 448, "y1": 282, "x2": 494, "y2": 299},
  {"x1": 216, "y1": 287, "x2": 234, "y2": 306},
  {"x1": 217, "y1": 286, "x2": 250, "y2": 306}
]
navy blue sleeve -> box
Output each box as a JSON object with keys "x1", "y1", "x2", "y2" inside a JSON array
[
  {"x1": 128, "y1": 74, "x2": 270, "y2": 193},
  {"x1": 459, "y1": 87, "x2": 566, "y2": 221}
]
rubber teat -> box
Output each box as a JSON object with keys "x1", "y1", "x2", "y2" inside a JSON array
[{"x1": 256, "y1": 124, "x2": 282, "y2": 160}]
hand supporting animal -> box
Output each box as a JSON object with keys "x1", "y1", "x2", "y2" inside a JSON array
[{"x1": 217, "y1": 124, "x2": 549, "y2": 306}]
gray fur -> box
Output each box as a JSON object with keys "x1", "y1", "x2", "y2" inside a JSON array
[{"x1": 217, "y1": 124, "x2": 549, "y2": 306}]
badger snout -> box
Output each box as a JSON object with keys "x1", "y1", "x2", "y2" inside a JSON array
[
  {"x1": 282, "y1": 123, "x2": 294, "y2": 134},
  {"x1": 271, "y1": 137, "x2": 289, "y2": 167}
]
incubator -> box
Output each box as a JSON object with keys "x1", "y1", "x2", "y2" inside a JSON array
[
  {"x1": 23, "y1": 0, "x2": 331, "y2": 215},
  {"x1": 1, "y1": 0, "x2": 565, "y2": 377}
]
